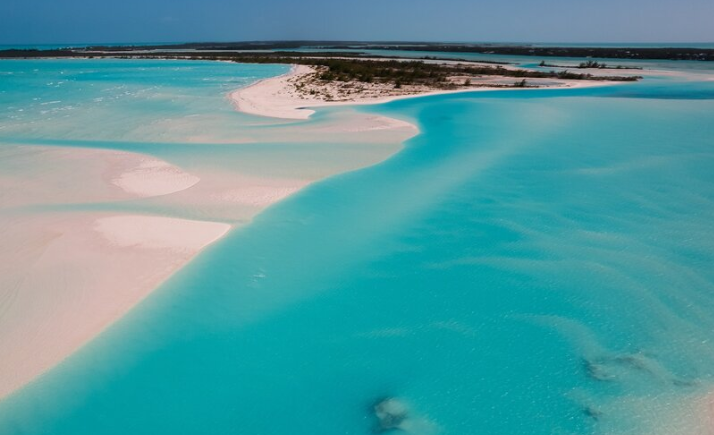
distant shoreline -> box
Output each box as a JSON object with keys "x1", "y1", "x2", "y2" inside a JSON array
[{"x1": 3, "y1": 41, "x2": 712, "y2": 61}]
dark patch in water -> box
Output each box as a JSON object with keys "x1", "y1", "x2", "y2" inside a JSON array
[
  {"x1": 373, "y1": 397, "x2": 408, "y2": 433},
  {"x1": 582, "y1": 358, "x2": 617, "y2": 382},
  {"x1": 672, "y1": 377, "x2": 699, "y2": 388},
  {"x1": 582, "y1": 405, "x2": 603, "y2": 421}
]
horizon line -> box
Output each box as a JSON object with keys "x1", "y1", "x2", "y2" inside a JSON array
[{"x1": 2, "y1": 39, "x2": 714, "y2": 48}]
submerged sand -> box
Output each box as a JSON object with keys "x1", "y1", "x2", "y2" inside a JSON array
[{"x1": 0, "y1": 64, "x2": 420, "y2": 400}]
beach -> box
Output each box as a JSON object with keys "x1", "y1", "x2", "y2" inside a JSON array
[
  {"x1": 229, "y1": 63, "x2": 621, "y2": 120},
  {"x1": 0, "y1": 145, "x2": 232, "y2": 398},
  {"x1": 0, "y1": 61, "x2": 419, "y2": 400}
]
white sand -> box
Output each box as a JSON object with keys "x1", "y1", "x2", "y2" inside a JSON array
[
  {"x1": 0, "y1": 145, "x2": 201, "y2": 207},
  {"x1": 229, "y1": 65, "x2": 460, "y2": 120},
  {"x1": 0, "y1": 213, "x2": 229, "y2": 399},
  {"x1": 209, "y1": 184, "x2": 304, "y2": 207},
  {"x1": 0, "y1": 146, "x2": 236, "y2": 399},
  {"x1": 94, "y1": 215, "x2": 229, "y2": 251},
  {"x1": 230, "y1": 65, "x2": 320, "y2": 119},
  {"x1": 310, "y1": 114, "x2": 417, "y2": 134},
  {"x1": 137, "y1": 170, "x2": 313, "y2": 222},
  {"x1": 110, "y1": 157, "x2": 200, "y2": 197},
  {"x1": 229, "y1": 64, "x2": 620, "y2": 121}
]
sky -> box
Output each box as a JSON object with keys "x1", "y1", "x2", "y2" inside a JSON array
[{"x1": 1, "y1": 0, "x2": 713, "y2": 45}]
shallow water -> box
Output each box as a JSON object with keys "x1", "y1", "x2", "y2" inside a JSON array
[{"x1": 1, "y1": 58, "x2": 714, "y2": 434}]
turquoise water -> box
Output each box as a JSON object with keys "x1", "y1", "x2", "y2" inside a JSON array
[
  {"x1": 1, "y1": 59, "x2": 714, "y2": 434},
  {"x1": 0, "y1": 58, "x2": 289, "y2": 142}
]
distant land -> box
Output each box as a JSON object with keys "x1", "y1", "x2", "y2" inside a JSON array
[
  {"x1": 0, "y1": 42, "x2": 645, "y2": 104},
  {"x1": 1, "y1": 41, "x2": 713, "y2": 61}
]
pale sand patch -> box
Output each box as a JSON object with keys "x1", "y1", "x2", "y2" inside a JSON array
[
  {"x1": 0, "y1": 213, "x2": 229, "y2": 399},
  {"x1": 135, "y1": 169, "x2": 312, "y2": 222},
  {"x1": 593, "y1": 390, "x2": 714, "y2": 435},
  {"x1": 110, "y1": 157, "x2": 200, "y2": 197},
  {"x1": 311, "y1": 114, "x2": 417, "y2": 134},
  {"x1": 0, "y1": 146, "x2": 236, "y2": 399},
  {"x1": 230, "y1": 65, "x2": 319, "y2": 119},
  {"x1": 0, "y1": 145, "x2": 201, "y2": 208},
  {"x1": 94, "y1": 215, "x2": 229, "y2": 251},
  {"x1": 209, "y1": 185, "x2": 304, "y2": 207}
]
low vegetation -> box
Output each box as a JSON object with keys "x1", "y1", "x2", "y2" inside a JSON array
[{"x1": 539, "y1": 60, "x2": 643, "y2": 70}]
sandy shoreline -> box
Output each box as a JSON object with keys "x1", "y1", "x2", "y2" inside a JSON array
[
  {"x1": 1, "y1": 64, "x2": 421, "y2": 399},
  {"x1": 0, "y1": 146, "x2": 235, "y2": 399},
  {"x1": 229, "y1": 65, "x2": 319, "y2": 119},
  {"x1": 0, "y1": 212, "x2": 229, "y2": 399},
  {"x1": 229, "y1": 64, "x2": 619, "y2": 120},
  {"x1": 0, "y1": 143, "x2": 357, "y2": 399},
  {"x1": 229, "y1": 64, "x2": 473, "y2": 120}
]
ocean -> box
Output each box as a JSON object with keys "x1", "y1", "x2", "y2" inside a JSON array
[{"x1": 0, "y1": 56, "x2": 713, "y2": 434}]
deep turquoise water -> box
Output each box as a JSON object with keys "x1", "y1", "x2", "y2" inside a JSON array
[{"x1": 1, "y1": 58, "x2": 714, "y2": 434}]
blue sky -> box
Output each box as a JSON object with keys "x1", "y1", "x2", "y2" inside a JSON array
[{"x1": 1, "y1": 0, "x2": 713, "y2": 45}]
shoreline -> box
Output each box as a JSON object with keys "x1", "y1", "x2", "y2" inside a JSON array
[
  {"x1": 0, "y1": 65, "x2": 420, "y2": 400},
  {"x1": 0, "y1": 212, "x2": 231, "y2": 400},
  {"x1": 229, "y1": 63, "x2": 620, "y2": 120},
  {"x1": 0, "y1": 146, "x2": 233, "y2": 400}
]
